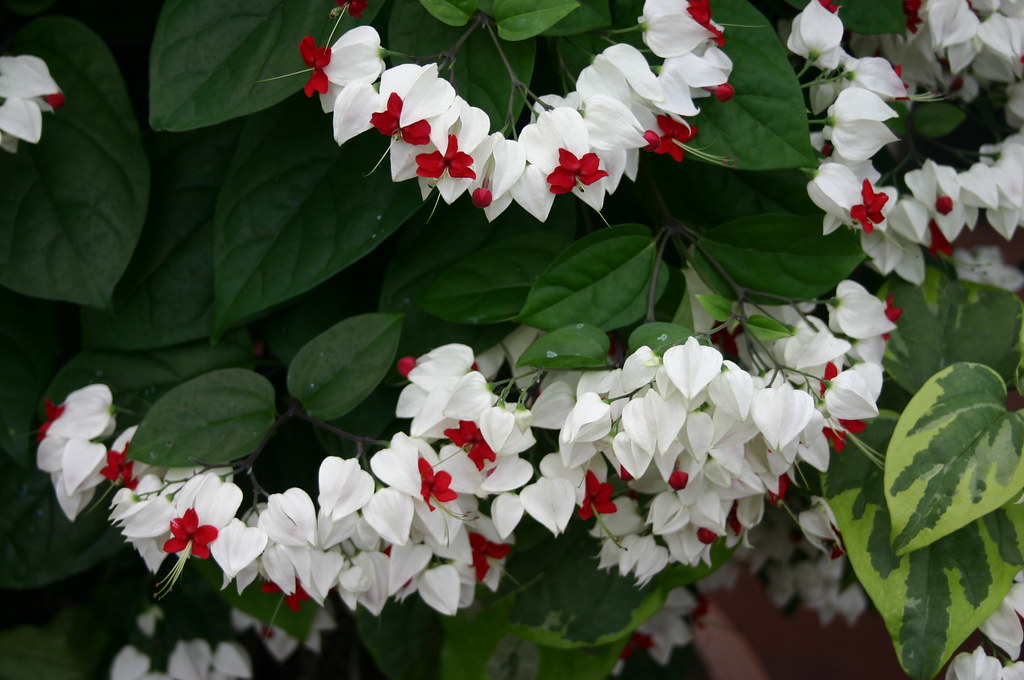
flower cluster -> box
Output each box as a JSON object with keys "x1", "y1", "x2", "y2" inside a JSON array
[
  {"x1": 306, "y1": 0, "x2": 735, "y2": 221},
  {"x1": 38, "y1": 269, "x2": 894, "y2": 630},
  {"x1": 794, "y1": 0, "x2": 1024, "y2": 284},
  {"x1": 0, "y1": 54, "x2": 64, "y2": 152}
]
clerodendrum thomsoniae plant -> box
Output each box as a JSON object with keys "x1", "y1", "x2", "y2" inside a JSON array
[{"x1": 5, "y1": 0, "x2": 1024, "y2": 678}]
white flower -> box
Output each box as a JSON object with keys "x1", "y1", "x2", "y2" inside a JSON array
[{"x1": 787, "y1": 0, "x2": 846, "y2": 70}]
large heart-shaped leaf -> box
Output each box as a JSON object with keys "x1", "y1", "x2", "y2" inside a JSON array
[
  {"x1": 81, "y1": 122, "x2": 245, "y2": 350},
  {"x1": 0, "y1": 290, "x2": 58, "y2": 466},
  {"x1": 694, "y1": 214, "x2": 864, "y2": 301},
  {"x1": 0, "y1": 17, "x2": 148, "y2": 308},
  {"x1": 884, "y1": 268, "x2": 1023, "y2": 393},
  {"x1": 0, "y1": 459, "x2": 123, "y2": 589},
  {"x1": 420, "y1": 0, "x2": 478, "y2": 26},
  {"x1": 518, "y1": 224, "x2": 657, "y2": 331},
  {"x1": 418, "y1": 232, "x2": 569, "y2": 324},
  {"x1": 517, "y1": 323, "x2": 610, "y2": 368},
  {"x1": 495, "y1": 0, "x2": 581, "y2": 40},
  {"x1": 826, "y1": 414, "x2": 1024, "y2": 680},
  {"x1": 128, "y1": 368, "x2": 276, "y2": 468},
  {"x1": 690, "y1": 0, "x2": 816, "y2": 170},
  {"x1": 46, "y1": 332, "x2": 254, "y2": 431},
  {"x1": 288, "y1": 313, "x2": 403, "y2": 420},
  {"x1": 885, "y1": 362, "x2": 1024, "y2": 554},
  {"x1": 212, "y1": 96, "x2": 422, "y2": 338}
]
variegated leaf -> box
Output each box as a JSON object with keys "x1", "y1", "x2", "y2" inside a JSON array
[
  {"x1": 826, "y1": 413, "x2": 1024, "y2": 680},
  {"x1": 884, "y1": 268, "x2": 1023, "y2": 393},
  {"x1": 885, "y1": 363, "x2": 1024, "y2": 554}
]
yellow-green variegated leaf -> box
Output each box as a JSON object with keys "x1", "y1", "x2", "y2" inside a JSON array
[
  {"x1": 884, "y1": 362, "x2": 1024, "y2": 554},
  {"x1": 826, "y1": 413, "x2": 1024, "y2": 680}
]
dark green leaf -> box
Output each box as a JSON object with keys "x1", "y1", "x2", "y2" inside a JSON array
[
  {"x1": 0, "y1": 17, "x2": 148, "y2": 308},
  {"x1": 149, "y1": 0, "x2": 381, "y2": 130},
  {"x1": 259, "y1": 275, "x2": 365, "y2": 365},
  {"x1": 694, "y1": 214, "x2": 865, "y2": 301},
  {"x1": 837, "y1": 0, "x2": 906, "y2": 34},
  {"x1": 418, "y1": 232, "x2": 570, "y2": 324},
  {"x1": 380, "y1": 197, "x2": 572, "y2": 358},
  {"x1": 420, "y1": 0, "x2": 478, "y2": 25},
  {"x1": 358, "y1": 598, "x2": 441, "y2": 680},
  {"x1": 129, "y1": 368, "x2": 276, "y2": 467},
  {"x1": 745, "y1": 314, "x2": 794, "y2": 341},
  {"x1": 194, "y1": 560, "x2": 317, "y2": 640},
  {"x1": 46, "y1": 332, "x2": 254, "y2": 431},
  {"x1": 0, "y1": 607, "x2": 108, "y2": 679},
  {"x1": 826, "y1": 414, "x2": 1024, "y2": 680},
  {"x1": 517, "y1": 323, "x2": 610, "y2": 368},
  {"x1": 627, "y1": 322, "x2": 697, "y2": 355},
  {"x1": 641, "y1": 161, "x2": 818, "y2": 228},
  {"x1": 695, "y1": 294, "x2": 732, "y2": 323},
  {"x1": 883, "y1": 267, "x2": 1024, "y2": 393},
  {"x1": 441, "y1": 600, "x2": 515, "y2": 680},
  {"x1": 536, "y1": 641, "x2": 628, "y2": 680},
  {"x1": 0, "y1": 459, "x2": 123, "y2": 589},
  {"x1": 688, "y1": 0, "x2": 815, "y2": 170},
  {"x1": 500, "y1": 520, "x2": 731, "y2": 649},
  {"x1": 213, "y1": 96, "x2": 422, "y2": 338},
  {"x1": 0, "y1": 290, "x2": 58, "y2": 466},
  {"x1": 495, "y1": 0, "x2": 581, "y2": 40},
  {"x1": 542, "y1": 0, "x2": 611, "y2": 35},
  {"x1": 287, "y1": 313, "x2": 403, "y2": 420},
  {"x1": 81, "y1": 121, "x2": 245, "y2": 350},
  {"x1": 885, "y1": 363, "x2": 1024, "y2": 554},
  {"x1": 3, "y1": 0, "x2": 55, "y2": 15},
  {"x1": 518, "y1": 224, "x2": 656, "y2": 331},
  {"x1": 912, "y1": 102, "x2": 967, "y2": 138}
]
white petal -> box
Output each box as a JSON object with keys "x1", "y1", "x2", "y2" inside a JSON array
[{"x1": 520, "y1": 478, "x2": 575, "y2": 535}]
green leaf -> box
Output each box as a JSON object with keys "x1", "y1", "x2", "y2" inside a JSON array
[
  {"x1": 912, "y1": 102, "x2": 967, "y2": 138},
  {"x1": 745, "y1": 314, "x2": 794, "y2": 341},
  {"x1": 3, "y1": 0, "x2": 55, "y2": 15},
  {"x1": 501, "y1": 520, "x2": 730, "y2": 649},
  {"x1": 627, "y1": 322, "x2": 697, "y2": 355},
  {"x1": 542, "y1": 0, "x2": 611, "y2": 34},
  {"x1": 418, "y1": 232, "x2": 571, "y2": 324},
  {"x1": 213, "y1": 96, "x2": 422, "y2": 338},
  {"x1": 885, "y1": 363, "x2": 1024, "y2": 554},
  {"x1": 536, "y1": 641, "x2": 629, "y2": 680},
  {"x1": 883, "y1": 268, "x2": 1024, "y2": 393},
  {"x1": 389, "y1": 2, "x2": 535, "y2": 129},
  {"x1": 0, "y1": 607, "x2": 108, "y2": 680},
  {"x1": 441, "y1": 600, "x2": 515, "y2": 680},
  {"x1": 518, "y1": 224, "x2": 657, "y2": 331},
  {"x1": 642, "y1": 161, "x2": 817, "y2": 229},
  {"x1": 358, "y1": 598, "x2": 441, "y2": 680},
  {"x1": 420, "y1": 0, "x2": 478, "y2": 25},
  {"x1": 695, "y1": 294, "x2": 732, "y2": 323},
  {"x1": 194, "y1": 560, "x2": 317, "y2": 640},
  {"x1": 690, "y1": 0, "x2": 816, "y2": 170},
  {"x1": 495, "y1": 0, "x2": 581, "y2": 40},
  {"x1": 148, "y1": 0, "x2": 381, "y2": 130},
  {"x1": 694, "y1": 214, "x2": 865, "y2": 301},
  {"x1": 287, "y1": 313, "x2": 403, "y2": 420},
  {"x1": 517, "y1": 323, "x2": 610, "y2": 368},
  {"x1": 0, "y1": 290, "x2": 58, "y2": 467},
  {"x1": 0, "y1": 17, "x2": 148, "y2": 308},
  {"x1": 826, "y1": 414, "x2": 1024, "y2": 680},
  {"x1": 129, "y1": 368, "x2": 276, "y2": 467},
  {"x1": 46, "y1": 332, "x2": 254, "y2": 431},
  {"x1": 837, "y1": 0, "x2": 907, "y2": 34},
  {"x1": 0, "y1": 459, "x2": 123, "y2": 589},
  {"x1": 81, "y1": 121, "x2": 245, "y2": 350}
]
